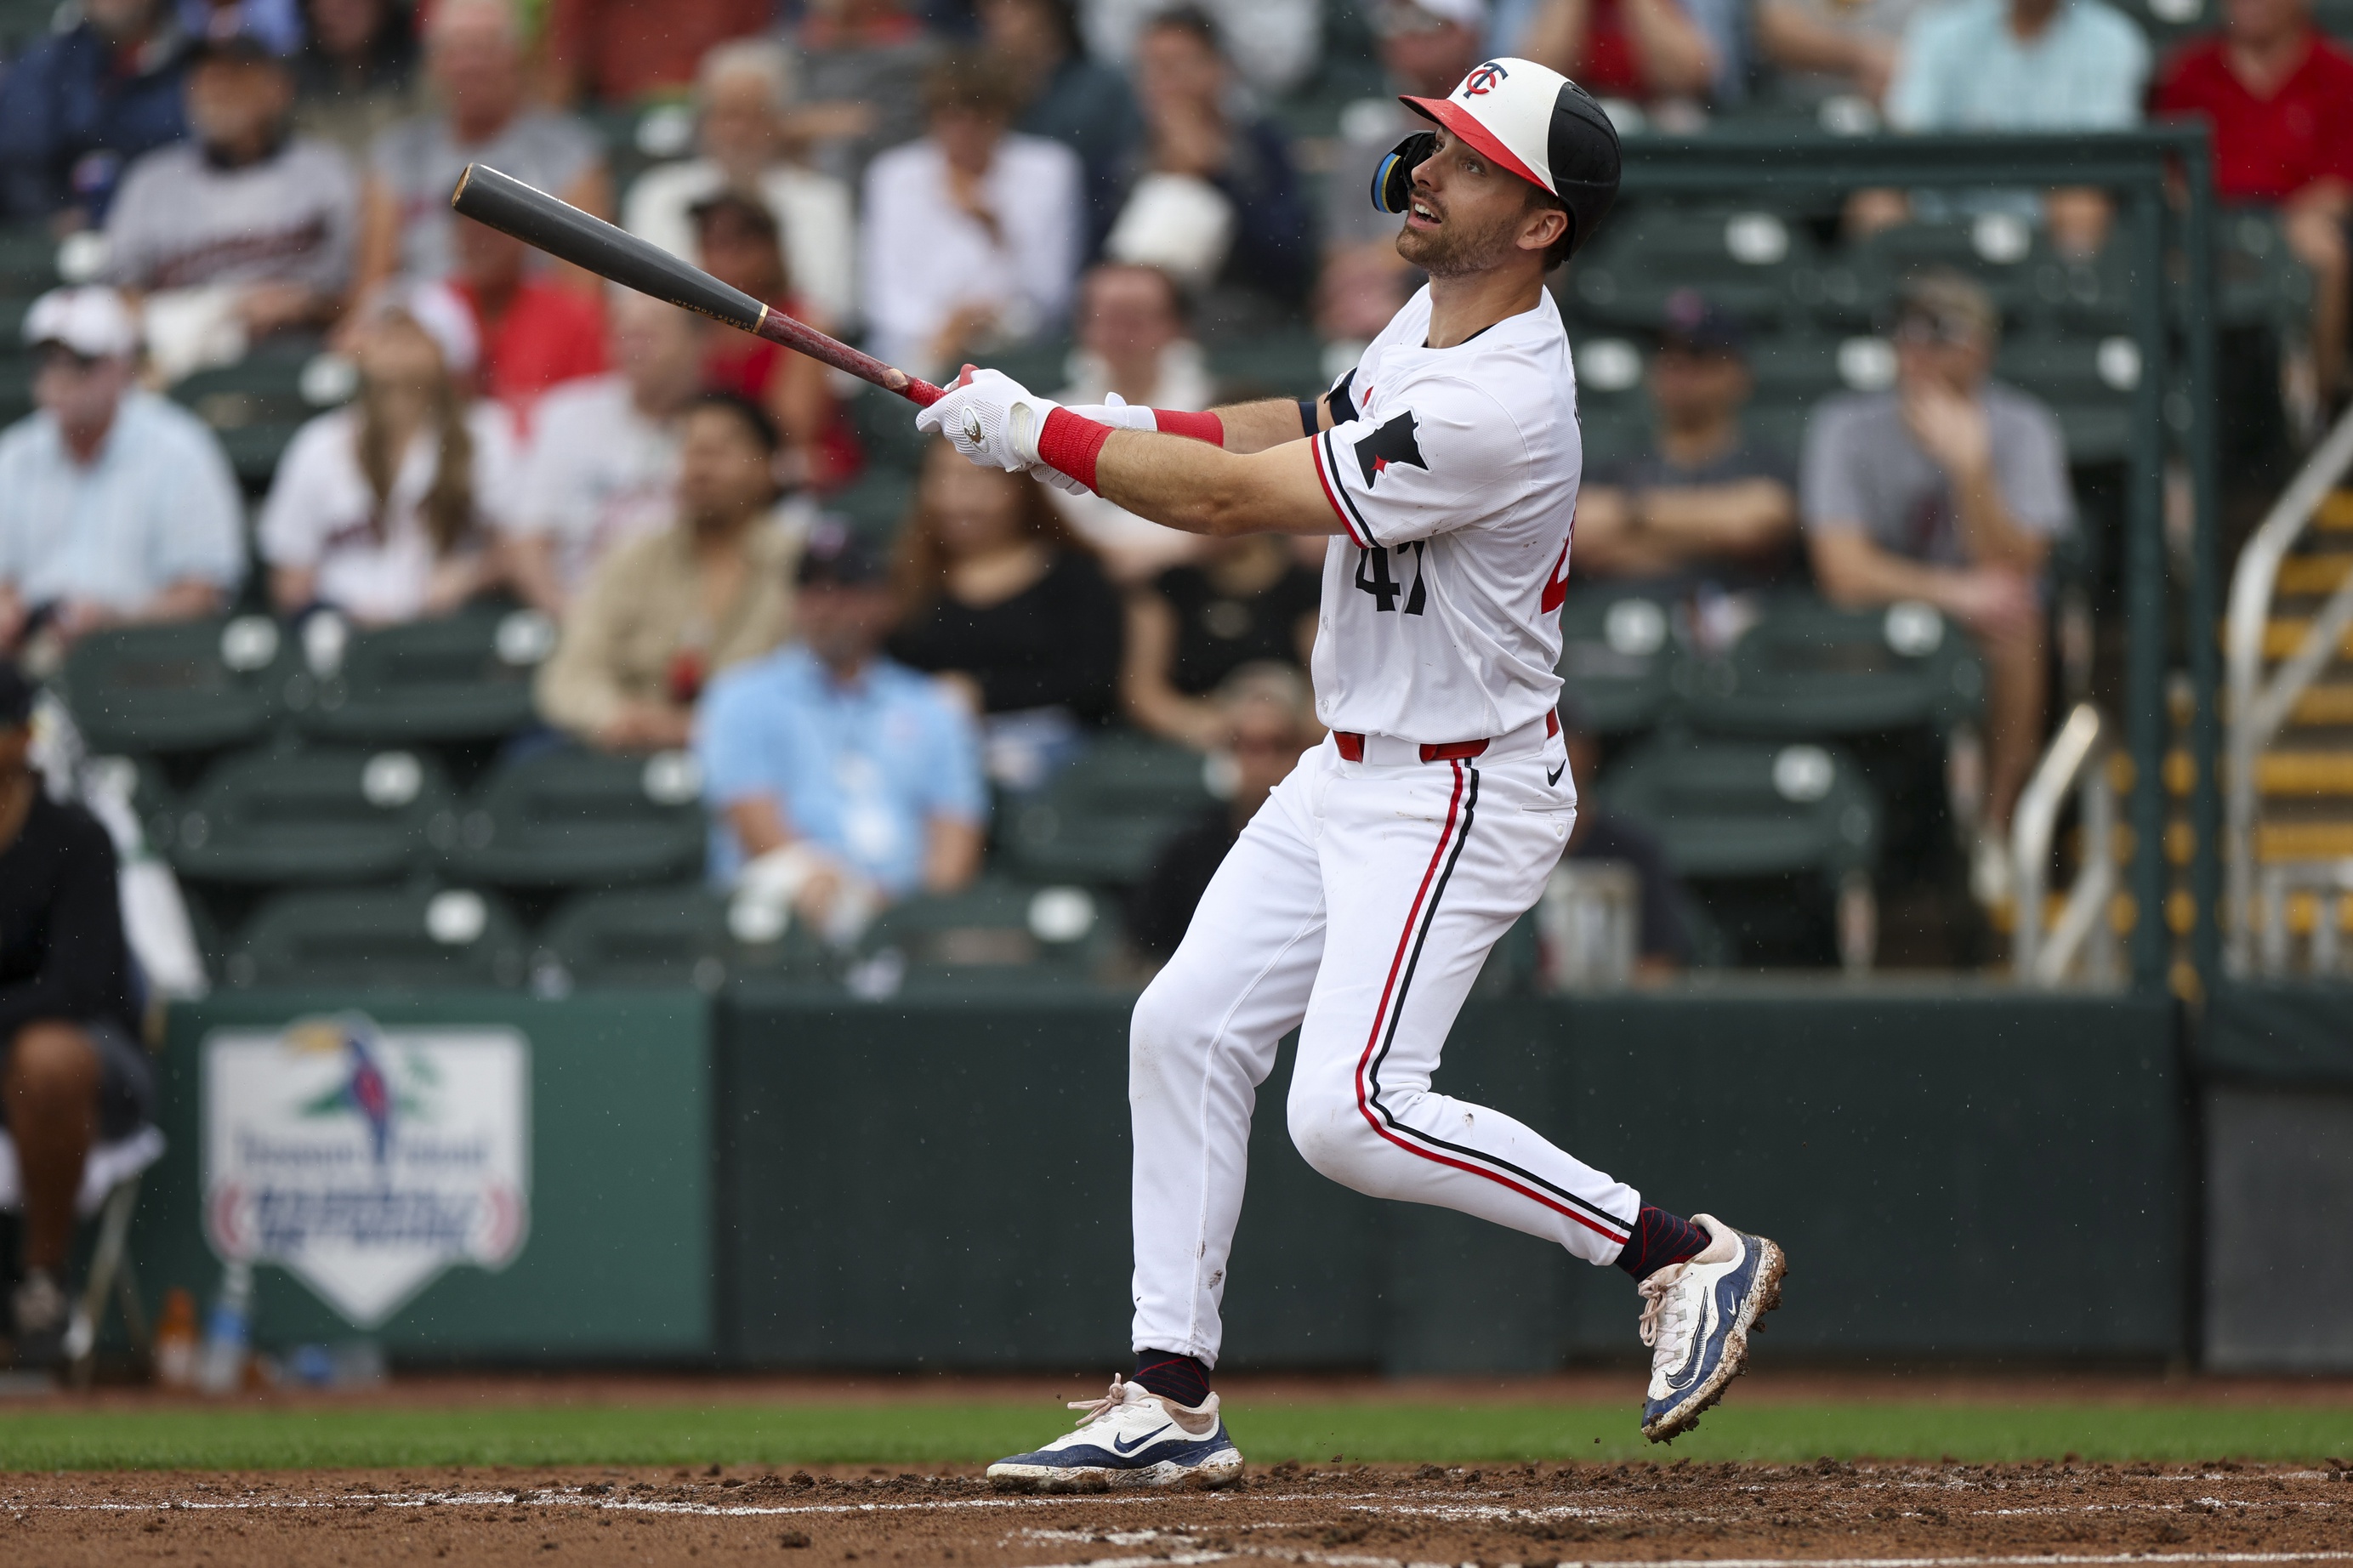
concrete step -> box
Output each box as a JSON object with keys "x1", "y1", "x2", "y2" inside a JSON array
[
  {"x1": 2257, "y1": 821, "x2": 2353, "y2": 861},
  {"x1": 2262, "y1": 618, "x2": 2353, "y2": 659},
  {"x1": 2278, "y1": 556, "x2": 2353, "y2": 594},
  {"x1": 2258, "y1": 752, "x2": 2353, "y2": 795},
  {"x1": 2318, "y1": 491, "x2": 2353, "y2": 531}
]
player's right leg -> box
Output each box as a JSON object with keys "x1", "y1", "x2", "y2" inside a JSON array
[{"x1": 986, "y1": 751, "x2": 1329, "y2": 1491}]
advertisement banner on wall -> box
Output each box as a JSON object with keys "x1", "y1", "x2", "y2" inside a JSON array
[{"x1": 202, "y1": 1014, "x2": 531, "y2": 1328}]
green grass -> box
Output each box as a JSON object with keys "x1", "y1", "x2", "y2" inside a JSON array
[{"x1": 3, "y1": 1400, "x2": 2350, "y2": 1473}]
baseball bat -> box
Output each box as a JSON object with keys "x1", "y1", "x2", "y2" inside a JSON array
[{"x1": 448, "y1": 162, "x2": 946, "y2": 406}]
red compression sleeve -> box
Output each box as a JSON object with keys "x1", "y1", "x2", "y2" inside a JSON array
[
  {"x1": 1037, "y1": 406, "x2": 1116, "y2": 493},
  {"x1": 1151, "y1": 408, "x2": 1225, "y2": 446}
]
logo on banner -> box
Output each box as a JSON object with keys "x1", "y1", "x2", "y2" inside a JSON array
[{"x1": 202, "y1": 1016, "x2": 531, "y2": 1327}]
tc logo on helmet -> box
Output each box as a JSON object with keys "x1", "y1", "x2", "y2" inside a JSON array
[{"x1": 1463, "y1": 60, "x2": 1509, "y2": 95}]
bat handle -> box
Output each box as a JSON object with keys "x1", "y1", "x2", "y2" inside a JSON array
[{"x1": 897, "y1": 376, "x2": 946, "y2": 408}]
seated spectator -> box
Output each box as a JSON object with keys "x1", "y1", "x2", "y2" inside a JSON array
[
  {"x1": 1049, "y1": 262, "x2": 1213, "y2": 579},
  {"x1": 1803, "y1": 271, "x2": 2066, "y2": 850},
  {"x1": 509, "y1": 293, "x2": 706, "y2": 614},
  {"x1": 1884, "y1": 0, "x2": 2150, "y2": 253},
  {"x1": 0, "y1": 0, "x2": 191, "y2": 228},
  {"x1": 886, "y1": 440, "x2": 1125, "y2": 790},
  {"x1": 450, "y1": 216, "x2": 607, "y2": 424},
  {"x1": 1080, "y1": 0, "x2": 1320, "y2": 97},
  {"x1": 790, "y1": 0, "x2": 943, "y2": 190},
  {"x1": 691, "y1": 193, "x2": 855, "y2": 491},
  {"x1": 1094, "y1": 9, "x2": 1312, "y2": 319},
  {"x1": 861, "y1": 52, "x2": 1082, "y2": 379},
  {"x1": 978, "y1": 0, "x2": 1136, "y2": 156},
  {"x1": 1324, "y1": 0, "x2": 1487, "y2": 259},
  {"x1": 0, "y1": 289, "x2": 244, "y2": 665},
  {"x1": 544, "y1": 0, "x2": 770, "y2": 108},
  {"x1": 104, "y1": 38, "x2": 357, "y2": 373},
  {"x1": 1519, "y1": 0, "x2": 1718, "y2": 113},
  {"x1": 1126, "y1": 662, "x2": 1315, "y2": 963},
  {"x1": 290, "y1": 0, "x2": 420, "y2": 160},
  {"x1": 1572, "y1": 293, "x2": 1800, "y2": 595},
  {"x1": 1556, "y1": 690, "x2": 1692, "y2": 977},
  {"x1": 2155, "y1": 0, "x2": 2353, "y2": 410},
  {"x1": 1755, "y1": 0, "x2": 1927, "y2": 107},
  {"x1": 355, "y1": 0, "x2": 609, "y2": 298},
  {"x1": 536, "y1": 393, "x2": 799, "y2": 753},
  {"x1": 1123, "y1": 537, "x2": 1319, "y2": 749},
  {"x1": 0, "y1": 661, "x2": 154, "y2": 1370},
  {"x1": 696, "y1": 524, "x2": 986, "y2": 934},
  {"x1": 620, "y1": 40, "x2": 858, "y2": 329},
  {"x1": 259, "y1": 282, "x2": 520, "y2": 624}
]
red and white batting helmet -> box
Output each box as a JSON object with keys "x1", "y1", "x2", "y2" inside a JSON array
[{"x1": 1400, "y1": 57, "x2": 1621, "y2": 258}]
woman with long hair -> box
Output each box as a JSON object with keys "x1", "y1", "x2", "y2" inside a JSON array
[
  {"x1": 886, "y1": 440, "x2": 1125, "y2": 789},
  {"x1": 261, "y1": 284, "x2": 520, "y2": 623}
]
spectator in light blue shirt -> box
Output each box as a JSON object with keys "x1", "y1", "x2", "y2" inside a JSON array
[
  {"x1": 0, "y1": 287, "x2": 245, "y2": 662},
  {"x1": 696, "y1": 524, "x2": 988, "y2": 925},
  {"x1": 1884, "y1": 0, "x2": 2149, "y2": 253}
]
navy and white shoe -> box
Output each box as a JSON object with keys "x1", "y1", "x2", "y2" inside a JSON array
[
  {"x1": 1637, "y1": 1213, "x2": 1787, "y2": 1443},
  {"x1": 986, "y1": 1378, "x2": 1243, "y2": 1491}
]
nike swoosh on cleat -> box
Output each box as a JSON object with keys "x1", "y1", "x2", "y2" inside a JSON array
[{"x1": 1111, "y1": 1425, "x2": 1173, "y2": 1454}]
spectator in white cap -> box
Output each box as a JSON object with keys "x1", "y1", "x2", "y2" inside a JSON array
[
  {"x1": 0, "y1": 287, "x2": 245, "y2": 665},
  {"x1": 259, "y1": 281, "x2": 523, "y2": 625},
  {"x1": 1326, "y1": 0, "x2": 1492, "y2": 256}
]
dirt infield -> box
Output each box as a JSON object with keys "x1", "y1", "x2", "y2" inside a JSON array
[{"x1": 7, "y1": 1458, "x2": 2350, "y2": 1566}]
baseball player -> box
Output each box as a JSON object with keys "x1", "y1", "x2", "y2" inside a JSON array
[{"x1": 918, "y1": 58, "x2": 1787, "y2": 1490}]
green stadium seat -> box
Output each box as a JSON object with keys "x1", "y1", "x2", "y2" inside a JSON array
[
  {"x1": 440, "y1": 746, "x2": 706, "y2": 889},
  {"x1": 2214, "y1": 208, "x2": 2314, "y2": 331},
  {"x1": 224, "y1": 884, "x2": 527, "y2": 990},
  {"x1": 157, "y1": 742, "x2": 454, "y2": 884},
  {"x1": 1678, "y1": 596, "x2": 1984, "y2": 739},
  {"x1": 1566, "y1": 204, "x2": 1822, "y2": 330},
  {"x1": 828, "y1": 463, "x2": 916, "y2": 543},
  {"x1": 1002, "y1": 733, "x2": 1217, "y2": 887},
  {"x1": 1995, "y1": 331, "x2": 2141, "y2": 463},
  {"x1": 1207, "y1": 327, "x2": 1325, "y2": 398},
  {"x1": 170, "y1": 337, "x2": 339, "y2": 486},
  {"x1": 0, "y1": 224, "x2": 59, "y2": 294},
  {"x1": 532, "y1": 883, "x2": 833, "y2": 992},
  {"x1": 855, "y1": 877, "x2": 1111, "y2": 993},
  {"x1": 1555, "y1": 588, "x2": 1679, "y2": 734},
  {"x1": 1830, "y1": 215, "x2": 2049, "y2": 329},
  {"x1": 292, "y1": 606, "x2": 554, "y2": 744},
  {"x1": 56, "y1": 615, "x2": 289, "y2": 756},
  {"x1": 1594, "y1": 730, "x2": 1881, "y2": 883}
]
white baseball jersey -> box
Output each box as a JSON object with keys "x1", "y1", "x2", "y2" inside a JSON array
[{"x1": 1305, "y1": 284, "x2": 1581, "y2": 744}]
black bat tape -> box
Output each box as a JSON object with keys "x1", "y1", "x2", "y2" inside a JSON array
[{"x1": 450, "y1": 163, "x2": 766, "y2": 333}]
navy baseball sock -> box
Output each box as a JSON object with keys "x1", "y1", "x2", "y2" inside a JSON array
[
  {"x1": 1132, "y1": 1351, "x2": 1211, "y2": 1408},
  {"x1": 1615, "y1": 1207, "x2": 1713, "y2": 1281}
]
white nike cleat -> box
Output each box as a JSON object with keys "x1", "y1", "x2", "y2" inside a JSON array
[
  {"x1": 986, "y1": 1377, "x2": 1243, "y2": 1492},
  {"x1": 1636, "y1": 1213, "x2": 1787, "y2": 1443}
]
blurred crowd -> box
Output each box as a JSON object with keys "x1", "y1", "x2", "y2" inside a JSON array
[{"x1": 0, "y1": 0, "x2": 2345, "y2": 949}]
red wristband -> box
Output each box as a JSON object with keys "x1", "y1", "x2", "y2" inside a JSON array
[
  {"x1": 1151, "y1": 408, "x2": 1225, "y2": 446},
  {"x1": 1037, "y1": 406, "x2": 1115, "y2": 493}
]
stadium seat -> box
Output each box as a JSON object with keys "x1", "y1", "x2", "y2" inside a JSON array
[
  {"x1": 169, "y1": 337, "x2": 338, "y2": 486},
  {"x1": 1555, "y1": 588, "x2": 1680, "y2": 734},
  {"x1": 1833, "y1": 216, "x2": 2049, "y2": 329},
  {"x1": 1207, "y1": 327, "x2": 1325, "y2": 397},
  {"x1": 224, "y1": 883, "x2": 527, "y2": 990},
  {"x1": 1002, "y1": 734, "x2": 1218, "y2": 887},
  {"x1": 1566, "y1": 203, "x2": 1822, "y2": 330},
  {"x1": 855, "y1": 877, "x2": 1111, "y2": 993},
  {"x1": 532, "y1": 883, "x2": 833, "y2": 992},
  {"x1": 1995, "y1": 331, "x2": 2141, "y2": 463},
  {"x1": 2215, "y1": 208, "x2": 2315, "y2": 331},
  {"x1": 1678, "y1": 596, "x2": 1984, "y2": 739},
  {"x1": 1594, "y1": 730, "x2": 1881, "y2": 883},
  {"x1": 157, "y1": 742, "x2": 454, "y2": 885},
  {"x1": 439, "y1": 746, "x2": 707, "y2": 889},
  {"x1": 56, "y1": 615, "x2": 289, "y2": 756},
  {"x1": 292, "y1": 606, "x2": 554, "y2": 744},
  {"x1": 0, "y1": 224, "x2": 59, "y2": 294}
]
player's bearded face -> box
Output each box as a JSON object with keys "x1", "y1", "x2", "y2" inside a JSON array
[{"x1": 1394, "y1": 161, "x2": 1528, "y2": 277}]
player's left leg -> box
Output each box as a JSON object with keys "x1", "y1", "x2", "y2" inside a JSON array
[{"x1": 1283, "y1": 750, "x2": 1783, "y2": 1440}]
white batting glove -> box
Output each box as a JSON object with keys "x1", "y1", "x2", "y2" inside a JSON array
[
  {"x1": 915, "y1": 366, "x2": 1061, "y2": 474},
  {"x1": 1059, "y1": 390, "x2": 1157, "y2": 431}
]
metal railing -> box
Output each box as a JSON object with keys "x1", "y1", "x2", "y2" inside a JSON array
[
  {"x1": 2012, "y1": 702, "x2": 2121, "y2": 986},
  {"x1": 2257, "y1": 859, "x2": 2353, "y2": 977},
  {"x1": 2225, "y1": 401, "x2": 2353, "y2": 975}
]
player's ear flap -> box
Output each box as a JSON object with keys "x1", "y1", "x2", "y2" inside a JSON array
[{"x1": 1372, "y1": 132, "x2": 1438, "y2": 214}]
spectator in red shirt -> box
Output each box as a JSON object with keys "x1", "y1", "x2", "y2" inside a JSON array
[
  {"x1": 2156, "y1": 0, "x2": 2353, "y2": 403},
  {"x1": 450, "y1": 216, "x2": 608, "y2": 428},
  {"x1": 689, "y1": 191, "x2": 855, "y2": 491},
  {"x1": 545, "y1": 0, "x2": 776, "y2": 107},
  {"x1": 1520, "y1": 0, "x2": 1716, "y2": 111}
]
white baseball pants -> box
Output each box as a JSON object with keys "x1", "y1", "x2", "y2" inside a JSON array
[{"x1": 1128, "y1": 729, "x2": 1643, "y2": 1366}]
